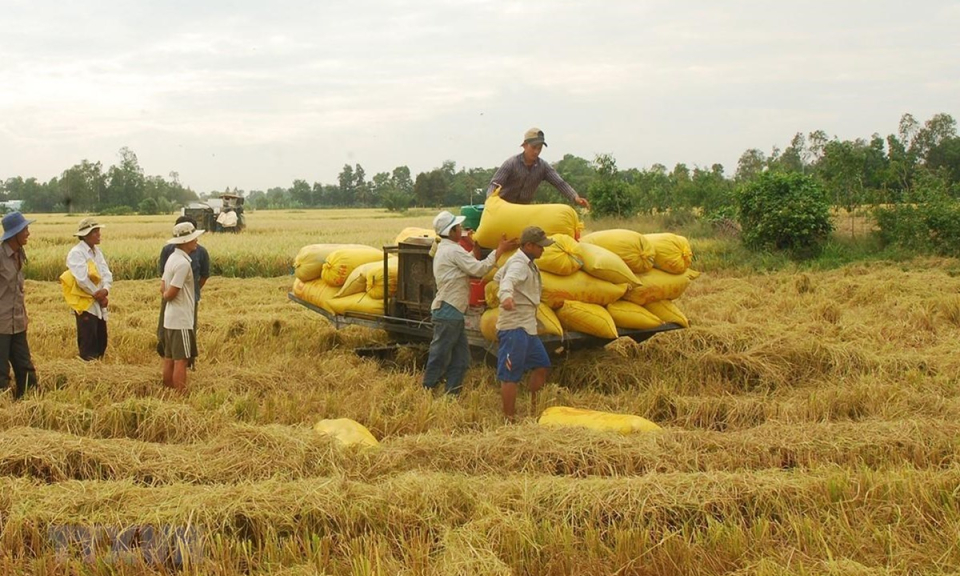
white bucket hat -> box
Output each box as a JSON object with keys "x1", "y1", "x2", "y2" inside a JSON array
[
  {"x1": 433, "y1": 210, "x2": 465, "y2": 237},
  {"x1": 73, "y1": 218, "x2": 105, "y2": 237},
  {"x1": 167, "y1": 222, "x2": 205, "y2": 244}
]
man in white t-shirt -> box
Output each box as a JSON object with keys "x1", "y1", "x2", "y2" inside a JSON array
[{"x1": 160, "y1": 222, "x2": 205, "y2": 392}]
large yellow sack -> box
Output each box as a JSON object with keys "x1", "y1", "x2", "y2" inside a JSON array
[
  {"x1": 298, "y1": 279, "x2": 340, "y2": 314},
  {"x1": 474, "y1": 189, "x2": 582, "y2": 249},
  {"x1": 539, "y1": 406, "x2": 661, "y2": 435},
  {"x1": 623, "y1": 269, "x2": 701, "y2": 306},
  {"x1": 292, "y1": 278, "x2": 306, "y2": 298},
  {"x1": 578, "y1": 242, "x2": 640, "y2": 286},
  {"x1": 542, "y1": 271, "x2": 628, "y2": 309},
  {"x1": 320, "y1": 247, "x2": 383, "y2": 286},
  {"x1": 326, "y1": 292, "x2": 384, "y2": 316},
  {"x1": 581, "y1": 229, "x2": 655, "y2": 274},
  {"x1": 366, "y1": 257, "x2": 399, "y2": 299},
  {"x1": 485, "y1": 280, "x2": 499, "y2": 307},
  {"x1": 607, "y1": 301, "x2": 664, "y2": 330},
  {"x1": 294, "y1": 244, "x2": 367, "y2": 282},
  {"x1": 395, "y1": 227, "x2": 436, "y2": 244},
  {"x1": 556, "y1": 301, "x2": 618, "y2": 339},
  {"x1": 644, "y1": 300, "x2": 689, "y2": 328},
  {"x1": 645, "y1": 233, "x2": 693, "y2": 274},
  {"x1": 479, "y1": 304, "x2": 563, "y2": 342},
  {"x1": 537, "y1": 234, "x2": 583, "y2": 276},
  {"x1": 314, "y1": 418, "x2": 379, "y2": 448}
]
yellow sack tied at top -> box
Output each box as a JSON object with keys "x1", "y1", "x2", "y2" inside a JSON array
[
  {"x1": 537, "y1": 234, "x2": 583, "y2": 276},
  {"x1": 314, "y1": 418, "x2": 380, "y2": 448},
  {"x1": 395, "y1": 227, "x2": 436, "y2": 244},
  {"x1": 581, "y1": 229, "x2": 655, "y2": 274},
  {"x1": 623, "y1": 268, "x2": 700, "y2": 307},
  {"x1": 539, "y1": 406, "x2": 661, "y2": 435},
  {"x1": 541, "y1": 271, "x2": 628, "y2": 309},
  {"x1": 321, "y1": 246, "x2": 384, "y2": 286},
  {"x1": 366, "y1": 256, "x2": 399, "y2": 299},
  {"x1": 298, "y1": 279, "x2": 340, "y2": 314},
  {"x1": 294, "y1": 243, "x2": 368, "y2": 282},
  {"x1": 59, "y1": 261, "x2": 100, "y2": 314},
  {"x1": 556, "y1": 301, "x2": 619, "y2": 339},
  {"x1": 334, "y1": 258, "x2": 397, "y2": 299},
  {"x1": 473, "y1": 188, "x2": 583, "y2": 249},
  {"x1": 645, "y1": 233, "x2": 693, "y2": 274},
  {"x1": 607, "y1": 300, "x2": 664, "y2": 330},
  {"x1": 479, "y1": 305, "x2": 563, "y2": 342},
  {"x1": 644, "y1": 300, "x2": 689, "y2": 328},
  {"x1": 326, "y1": 292, "x2": 385, "y2": 316},
  {"x1": 578, "y1": 242, "x2": 641, "y2": 286}
]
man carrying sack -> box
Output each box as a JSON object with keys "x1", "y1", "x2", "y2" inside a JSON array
[{"x1": 63, "y1": 218, "x2": 113, "y2": 361}]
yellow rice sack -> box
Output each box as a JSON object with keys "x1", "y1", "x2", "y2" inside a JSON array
[
  {"x1": 541, "y1": 271, "x2": 628, "y2": 309},
  {"x1": 644, "y1": 300, "x2": 689, "y2": 328},
  {"x1": 480, "y1": 308, "x2": 499, "y2": 342},
  {"x1": 623, "y1": 269, "x2": 700, "y2": 306},
  {"x1": 366, "y1": 257, "x2": 399, "y2": 299},
  {"x1": 539, "y1": 406, "x2": 661, "y2": 435},
  {"x1": 395, "y1": 227, "x2": 436, "y2": 244},
  {"x1": 645, "y1": 233, "x2": 693, "y2": 274},
  {"x1": 294, "y1": 244, "x2": 367, "y2": 282},
  {"x1": 320, "y1": 247, "x2": 383, "y2": 286},
  {"x1": 479, "y1": 305, "x2": 563, "y2": 341},
  {"x1": 556, "y1": 301, "x2": 619, "y2": 339},
  {"x1": 485, "y1": 280, "x2": 499, "y2": 308},
  {"x1": 607, "y1": 300, "x2": 664, "y2": 330},
  {"x1": 474, "y1": 189, "x2": 583, "y2": 249},
  {"x1": 581, "y1": 229, "x2": 655, "y2": 274},
  {"x1": 537, "y1": 234, "x2": 583, "y2": 276},
  {"x1": 314, "y1": 418, "x2": 379, "y2": 448},
  {"x1": 578, "y1": 242, "x2": 640, "y2": 286},
  {"x1": 298, "y1": 279, "x2": 340, "y2": 314},
  {"x1": 292, "y1": 278, "x2": 306, "y2": 298},
  {"x1": 326, "y1": 292, "x2": 384, "y2": 316},
  {"x1": 334, "y1": 261, "x2": 375, "y2": 298}
]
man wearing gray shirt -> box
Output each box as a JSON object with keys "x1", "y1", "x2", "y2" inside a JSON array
[
  {"x1": 494, "y1": 226, "x2": 555, "y2": 421},
  {"x1": 486, "y1": 127, "x2": 592, "y2": 208},
  {"x1": 0, "y1": 212, "x2": 38, "y2": 400}
]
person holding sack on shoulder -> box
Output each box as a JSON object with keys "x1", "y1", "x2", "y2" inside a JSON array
[{"x1": 63, "y1": 218, "x2": 113, "y2": 361}]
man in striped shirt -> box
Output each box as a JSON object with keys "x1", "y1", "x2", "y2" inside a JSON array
[{"x1": 486, "y1": 127, "x2": 591, "y2": 208}]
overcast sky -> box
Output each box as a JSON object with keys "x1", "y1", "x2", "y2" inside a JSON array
[{"x1": 1, "y1": 0, "x2": 957, "y2": 192}]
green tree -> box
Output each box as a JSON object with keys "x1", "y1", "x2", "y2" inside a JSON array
[
  {"x1": 414, "y1": 169, "x2": 447, "y2": 207},
  {"x1": 105, "y1": 147, "x2": 145, "y2": 209},
  {"x1": 587, "y1": 154, "x2": 635, "y2": 218},
  {"x1": 59, "y1": 160, "x2": 106, "y2": 212},
  {"x1": 737, "y1": 171, "x2": 833, "y2": 254}
]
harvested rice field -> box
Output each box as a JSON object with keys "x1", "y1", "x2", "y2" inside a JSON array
[{"x1": 2, "y1": 211, "x2": 960, "y2": 574}]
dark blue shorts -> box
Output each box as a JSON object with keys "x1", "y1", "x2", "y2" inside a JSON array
[{"x1": 497, "y1": 328, "x2": 551, "y2": 382}]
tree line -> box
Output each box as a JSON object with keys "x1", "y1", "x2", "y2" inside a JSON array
[{"x1": 2, "y1": 113, "x2": 957, "y2": 218}]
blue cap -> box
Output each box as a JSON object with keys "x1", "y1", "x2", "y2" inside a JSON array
[{"x1": 1, "y1": 211, "x2": 35, "y2": 242}]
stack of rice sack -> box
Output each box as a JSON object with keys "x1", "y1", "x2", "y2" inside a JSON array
[
  {"x1": 476, "y1": 197, "x2": 698, "y2": 341},
  {"x1": 291, "y1": 243, "x2": 397, "y2": 316}
]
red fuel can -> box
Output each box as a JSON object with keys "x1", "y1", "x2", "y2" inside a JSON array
[{"x1": 469, "y1": 279, "x2": 486, "y2": 307}]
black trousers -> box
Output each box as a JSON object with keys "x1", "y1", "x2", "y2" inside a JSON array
[
  {"x1": 76, "y1": 311, "x2": 108, "y2": 361},
  {"x1": 0, "y1": 331, "x2": 37, "y2": 399}
]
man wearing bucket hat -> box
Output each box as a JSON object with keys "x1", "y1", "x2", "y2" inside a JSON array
[
  {"x1": 485, "y1": 127, "x2": 591, "y2": 209},
  {"x1": 160, "y1": 221, "x2": 204, "y2": 392},
  {"x1": 0, "y1": 212, "x2": 39, "y2": 400},
  {"x1": 495, "y1": 226, "x2": 555, "y2": 421},
  {"x1": 158, "y1": 215, "x2": 210, "y2": 365},
  {"x1": 422, "y1": 211, "x2": 516, "y2": 396},
  {"x1": 66, "y1": 218, "x2": 114, "y2": 361}
]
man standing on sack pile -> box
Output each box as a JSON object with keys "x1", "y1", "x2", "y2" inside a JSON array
[
  {"x1": 422, "y1": 211, "x2": 516, "y2": 396},
  {"x1": 486, "y1": 127, "x2": 591, "y2": 209},
  {"x1": 66, "y1": 218, "x2": 113, "y2": 361},
  {"x1": 160, "y1": 221, "x2": 204, "y2": 392},
  {"x1": 496, "y1": 226, "x2": 554, "y2": 421},
  {"x1": 0, "y1": 212, "x2": 39, "y2": 400}
]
